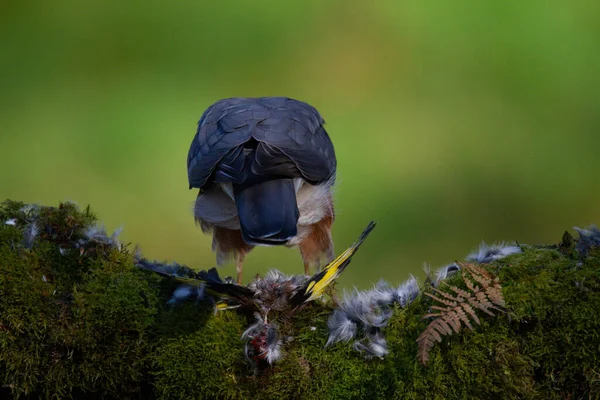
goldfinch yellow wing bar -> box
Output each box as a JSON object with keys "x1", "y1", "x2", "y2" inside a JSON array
[{"x1": 291, "y1": 221, "x2": 376, "y2": 305}]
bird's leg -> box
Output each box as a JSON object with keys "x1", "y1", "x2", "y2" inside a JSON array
[
  {"x1": 300, "y1": 216, "x2": 334, "y2": 276},
  {"x1": 236, "y1": 253, "x2": 245, "y2": 285}
]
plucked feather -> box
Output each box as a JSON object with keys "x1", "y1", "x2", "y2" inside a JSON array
[
  {"x1": 465, "y1": 242, "x2": 522, "y2": 264},
  {"x1": 23, "y1": 222, "x2": 39, "y2": 249},
  {"x1": 574, "y1": 225, "x2": 600, "y2": 258}
]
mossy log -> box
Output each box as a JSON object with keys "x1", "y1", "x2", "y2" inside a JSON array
[{"x1": 1, "y1": 200, "x2": 599, "y2": 399}]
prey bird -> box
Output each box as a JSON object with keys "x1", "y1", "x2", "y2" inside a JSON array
[
  {"x1": 187, "y1": 97, "x2": 337, "y2": 284},
  {"x1": 137, "y1": 221, "x2": 376, "y2": 367}
]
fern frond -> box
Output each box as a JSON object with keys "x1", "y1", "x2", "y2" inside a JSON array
[
  {"x1": 416, "y1": 333, "x2": 437, "y2": 365},
  {"x1": 416, "y1": 263, "x2": 505, "y2": 365},
  {"x1": 462, "y1": 264, "x2": 505, "y2": 307},
  {"x1": 454, "y1": 306, "x2": 474, "y2": 330},
  {"x1": 416, "y1": 318, "x2": 449, "y2": 365},
  {"x1": 462, "y1": 274, "x2": 479, "y2": 293},
  {"x1": 430, "y1": 318, "x2": 452, "y2": 337},
  {"x1": 464, "y1": 262, "x2": 494, "y2": 280},
  {"x1": 482, "y1": 277, "x2": 505, "y2": 308},
  {"x1": 441, "y1": 312, "x2": 461, "y2": 334},
  {"x1": 424, "y1": 293, "x2": 457, "y2": 307},
  {"x1": 422, "y1": 313, "x2": 444, "y2": 319},
  {"x1": 429, "y1": 305, "x2": 451, "y2": 312},
  {"x1": 474, "y1": 290, "x2": 496, "y2": 309},
  {"x1": 431, "y1": 286, "x2": 463, "y2": 302},
  {"x1": 460, "y1": 302, "x2": 480, "y2": 326},
  {"x1": 446, "y1": 285, "x2": 471, "y2": 300}
]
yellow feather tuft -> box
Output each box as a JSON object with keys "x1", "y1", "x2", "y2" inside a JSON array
[{"x1": 296, "y1": 221, "x2": 376, "y2": 304}]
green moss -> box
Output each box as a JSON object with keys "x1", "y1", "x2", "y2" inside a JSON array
[
  {"x1": 1, "y1": 199, "x2": 600, "y2": 399},
  {"x1": 0, "y1": 200, "x2": 158, "y2": 398},
  {"x1": 151, "y1": 311, "x2": 247, "y2": 400}
]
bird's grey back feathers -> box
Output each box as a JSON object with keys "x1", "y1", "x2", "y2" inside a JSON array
[{"x1": 187, "y1": 97, "x2": 337, "y2": 189}]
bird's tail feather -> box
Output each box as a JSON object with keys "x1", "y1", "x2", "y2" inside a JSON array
[{"x1": 233, "y1": 178, "x2": 299, "y2": 246}]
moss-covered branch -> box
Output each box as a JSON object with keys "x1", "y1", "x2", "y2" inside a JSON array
[{"x1": 1, "y1": 200, "x2": 599, "y2": 399}]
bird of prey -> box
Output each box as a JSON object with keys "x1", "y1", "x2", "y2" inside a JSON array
[{"x1": 187, "y1": 97, "x2": 337, "y2": 284}]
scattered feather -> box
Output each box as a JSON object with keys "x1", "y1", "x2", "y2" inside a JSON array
[
  {"x1": 466, "y1": 242, "x2": 522, "y2": 264},
  {"x1": 434, "y1": 263, "x2": 461, "y2": 287},
  {"x1": 574, "y1": 225, "x2": 600, "y2": 258},
  {"x1": 19, "y1": 204, "x2": 40, "y2": 216},
  {"x1": 326, "y1": 309, "x2": 358, "y2": 346},
  {"x1": 353, "y1": 332, "x2": 389, "y2": 359},
  {"x1": 133, "y1": 245, "x2": 143, "y2": 260},
  {"x1": 110, "y1": 226, "x2": 123, "y2": 249},
  {"x1": 23, "y1": 222, "x2": 39, "y2": 249},
  {"x1": 422, "y1": 262, "x2": 432, "y2": 282},
  {"x1": 264, "y1": 325, "x2": 284, "y2": 364},
  {"x1": 83, "y1": 224, "x2": 124, "y2": 248},
  {"x1": 326, "y1": 275, "x2": 420, "y2": 357},
  {"x1": 336, "y1": 288, "x2": 389, "y2": 330},
  {"x1": 367, "y1": 280, "x2": 395, "y2": 307},
  {"x1": 167, "y1": 283, "x2": 206, "y2": 305},
  {"x1": 393, "y1": 275, "x2": 420, "y2": 307},
  {"x1": 84, "y1": 224, "x2": 108, "y2": 241}
]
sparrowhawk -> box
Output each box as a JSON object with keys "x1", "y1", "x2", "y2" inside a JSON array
[{"x1": 187, "y1": 97, "x2": 337, "y2": 283}]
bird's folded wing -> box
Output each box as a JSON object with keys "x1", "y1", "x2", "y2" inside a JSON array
[
  {"x1": 187, "y1": 97, "x2": 336, "y2": 189},
  {"x1": 136, "y1": 260, "x2": 256, "y2": 302}
]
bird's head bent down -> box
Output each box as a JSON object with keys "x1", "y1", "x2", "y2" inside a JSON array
[{"x1": 187, "y1": 97, "x2": 337, "y2": 284}]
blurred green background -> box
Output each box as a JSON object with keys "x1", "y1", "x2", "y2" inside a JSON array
[{"x1": 1, "y1": 1, "x2": 599, "y2": 289}]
